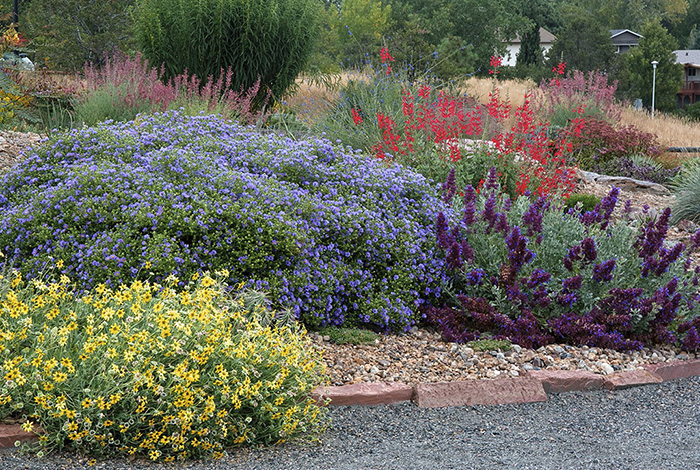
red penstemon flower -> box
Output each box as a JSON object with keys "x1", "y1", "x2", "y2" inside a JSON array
[
  {"x1": 351, "y1": 108, "x2": 363, "y2": 125},
  {"x1": 489, "y1": 56, "x2": 503, "y2": 75},
  {"x1": 380, "y1": 47, "x2": 395, "y2": 75}
]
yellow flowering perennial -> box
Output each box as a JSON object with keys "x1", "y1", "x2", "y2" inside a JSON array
[{"x1": 0, "y1": 272, "x2": 329, "y2": 461}]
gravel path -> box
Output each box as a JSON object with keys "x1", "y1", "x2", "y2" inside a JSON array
[{"x1": 2, "y1": 376, "x2": 699, "y2": 470}]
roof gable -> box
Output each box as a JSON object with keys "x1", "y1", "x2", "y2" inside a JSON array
[
  {"x1": 506, "y1": 27, "x2": 556, "y2": 45},
  {"x1": 673, "y1": 50, "x2": 700, "y2": 67}
]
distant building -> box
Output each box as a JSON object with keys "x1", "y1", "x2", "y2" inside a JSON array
[
  {"x1": 674, "y1": 50, "x2": 700, "y2": 108},
  {"x1": 610, "y1": 29, "x2": 642, "y2": 54},
  {"x1": 502, "y1": 27, "x2": 556, "y2": 67}
]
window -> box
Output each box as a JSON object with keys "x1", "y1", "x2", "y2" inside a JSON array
[{"x1": 689, "y1": 68, "x2": 697, "y2": 77}]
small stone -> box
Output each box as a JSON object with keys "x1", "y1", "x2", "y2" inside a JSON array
[
  {"x1": 512, "y1": 344, "x2": 522, "y2": 354},
  {"x1": 523, "y1": 363, "x2": 535, "y2": 371},
  {"x1": 369, "y1": 366, "x2": 379, "y2": 375},
  {"x1": 323, "y1": 335, "x2": 331, "y2": 342},
  {"x1": 378, "y1": 359, "x2": 391, "y2": 367},
  {"x1": 532, "y1": 357, "x2": 544, "y2": 368},
  {"x1": 510, "y1": 370, "x2": 519, "y2": 377},
  {"x1": 495, "y1": 352, "x2": 505, "y2": 361},
  {"x1": 553, "y1": 345, "x2": 565, "y2": 354},
  {"x1": 600, "y1": 363, "x2": 614, "y2": 375}
]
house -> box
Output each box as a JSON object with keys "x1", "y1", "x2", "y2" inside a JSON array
[
  {"x1": 673, "y1": 50, "x2": 700, "y2": 108},
  {"x1": 610, "y1": 29, "x2": 642, "y2": 54},
  {"x1": 502, "y1": 27, "x2": 556, "y2": 67}
]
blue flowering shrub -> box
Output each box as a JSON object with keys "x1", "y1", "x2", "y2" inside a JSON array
[
  {"x1": 426, "y1": 167, "x2": 700, "y2": 351},
  {"x1": 0, "y1": 111, "x2": 447, "y2": 331}
]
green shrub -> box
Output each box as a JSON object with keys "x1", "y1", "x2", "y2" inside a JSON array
[
  {"x1": 682, "y1": 101, "x2": 700, "y2": 122},
  {"x1": 564, "y1": 194, "x2": 602, "y2": 214},
  {"x1": 134, "y1": 0, "x2": 320, "y2": 105},
  {"x1": 317, "y1": 326, "x2": 378, "y2": 345},
  {"x1": 0, "y1": 271, "x2": 328, "y2": 461},
  {"x1": 466, "y1": 338, "x2": 512, "y2": 352}
]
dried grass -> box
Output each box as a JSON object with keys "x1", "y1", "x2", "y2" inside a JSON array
[{"x1": 288, "y1": 74, "x2": 700, "y2": 156}]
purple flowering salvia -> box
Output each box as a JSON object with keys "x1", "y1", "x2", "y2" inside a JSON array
[
  {"x1": 598, "y1": 186, "x2": 619, "y2": 230},
  {"x1": 562, "y1": 275, "x2": 583, "y2": 290},
  {"x1": 463, "y1": 185, "x2": 477, "y2": 226},
  {"x1": 460, "y1": 240, "x2": 475, "y2": 263},
  {"x1": 526, "y1": 268, "x2": 551, "y2": 289},
  {"x1": 522, "y1": 197, "x2": 547, "y2": 236},
  {"x1": 484, "y1": 166, "x2": 499, "y2": 192},
  {"x1": 682, "y1": 327, "x2": 700, "y2": 351},
  {"x1": 502, "y1": 197, "x2": 512, "y2": 212},
  {"x1": 495, "y1": 212, "x2": 509, "y2": 234},
  {"x1": 581, "y1": 237, "x2": 598, "y2": 262},
  {"x1": 592, "y1": 258, "x2": 616, "y2": 282},
  {"x1": 446, "y1": 241, "x2": 463, "y2": 270},
  {"x1": 623, "y1": 199, "x2": 633, "y2": 214},
  {"x1": 690, "y1": 230, "x2": 700, "y2": 250},
  {"x1": 442, "y1": 168, "x2": 457, "y2": 203},
  {"x1": 436, "y1": 212, "x2": 452, "y2": 249},
  {"x1": 465, "y1": 268, "x2": 486, "y2": 285},
  {"x1": 482, "y1": 192, "x2": 498, "y2": 232},
  {"x1": 505, "y1": 226, "x2": 534, "y2": 272}
]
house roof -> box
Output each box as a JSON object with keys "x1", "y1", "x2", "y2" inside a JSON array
[
  {"x1": 610, "y1": 29, "x2": 642, "y2": 38},
  {"x1": 508, "y1": 27, "x2": 556, "y2": 44},
  {"x1": 673, "y1": 50, "x2": 700, "y2": 67}
]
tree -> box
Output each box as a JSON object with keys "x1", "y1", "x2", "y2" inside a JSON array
[
  {"x1": 546, "y1": 5, "x2": 617, "y2": 72},
  {"x1": 330, "y1": 0, "x2": 393, "y2": 68},
  {"x1": 625, "y1": 20, "x2": 683, "y2": 111},
  {"x1": 517, "y1": 25, "x2": 544, "y2": 67},
  {"x1": 23, "y1": 0, "x2": 135, "y2": 71}
]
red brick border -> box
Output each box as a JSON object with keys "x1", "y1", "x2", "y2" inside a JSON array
[
  {"x1": 0, "y1": 424, "x2": 41, "y2": 449},
  {"x1": 309, "y1": 359, "x2": 700, "y2": 409}
]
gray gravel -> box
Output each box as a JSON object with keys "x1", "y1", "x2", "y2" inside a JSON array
[{"x1": 2, "y1": 376, "x2": 699, "y2": 470}]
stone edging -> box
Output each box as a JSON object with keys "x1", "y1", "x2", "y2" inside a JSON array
[
  {"x1": 311, "y1": 358, "x2": 700, "y2": 409},
  {"x1": 2, "y1": 359, "x2": 699, "y2": 449}
]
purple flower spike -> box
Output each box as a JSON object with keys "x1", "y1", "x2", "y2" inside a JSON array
[
  {"x1": 623, "y1": 199, "x2": 633, "y2": 214},
  {"x1": 460, "y1": 240, "x2": 475, "y2": 263},
  {"x1": 562, "y1": 275, "x2": 583, "y2": 290},
  {"x1": 465, "y1": 268, "x2": 486, "y2": 285},
  {"x1": 442, "y1": 168, "x2": 457, "y2": 203},
  {"x1": 682, "y1": 327, "x2": 700, "y2": 351},
  {"x1": 446, "y1": 241, "x2": 463, "y2": 270},
  {"x1": 436, "y1": 212, "x2": 452, "y2": 249},
  {"x1": 463, "y1": 185, "x2": 477, "y2": 226},
  {"x1": 526, "y1": 268, "x2": 551, "y2": 288},
  {"x1": 592, "y1": 258, "x2": 616, "y2": 283},
  {"x1": 485, "y1": 166, "x2": 499, "y2": 192},
  {"x1": 581, "y1": 237, "x2": 598, "y2": 262},
  {"x1": 482, "y1": 193, "x2": 498, "y2": 231}
]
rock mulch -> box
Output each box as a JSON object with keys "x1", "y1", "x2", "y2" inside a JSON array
[
  {"x1": 314, "y1": 329, "x2": 698, "y2": 387},
  {"x1": 0, "y1": 130, "x2": 44, "y2": 173}
]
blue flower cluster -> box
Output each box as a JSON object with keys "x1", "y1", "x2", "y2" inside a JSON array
[
  {"x1": 0, "y1": 111, "x2": 450, "y2": 331},
  {"x1": 427, "y1": 167, "x2": 700, "y2": 351}
]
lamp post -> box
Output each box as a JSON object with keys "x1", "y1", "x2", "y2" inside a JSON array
[{"x1": 651, "y1": 60, "x2": 658, "y2": 119}]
